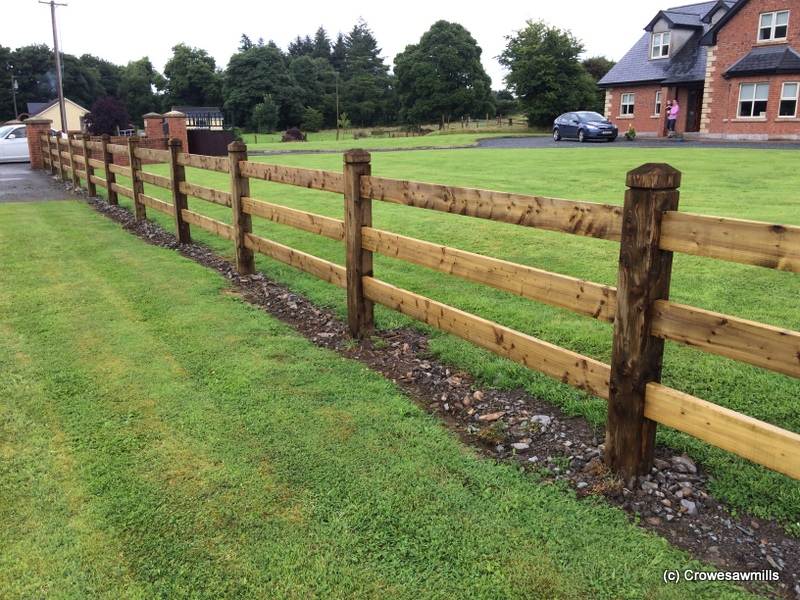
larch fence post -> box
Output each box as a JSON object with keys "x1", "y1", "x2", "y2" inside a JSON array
[
  {"x1": 126, "y1": 136, "x2": 146, "y2": 220},
  {"x1": 606, "y1": 163, "x2": 681, "y2": 482},
  {"x1": 168, "y1": 138, "x2": 191, "y2": 244},
  {"x1": 47, "y1": 135, "x2": 57, "y2": 175},
  {"x1": 57, "y1": 136, "x2": 67, "y2": 181},
  {"x1": 343, "y1": 149, "x2": 374, "y2": 338},
  {"x1": 82, "y1": 134, "x2": 96, "y2": 197},
  {"x1": 67, "y1": 133, "x2": 80, "y2": 188},
  {"x1": 227, "y1": 141, "x2": 255, "y2": 274},
  {"x1": 101, "y1": 134, "x2": 117, "y2": 205}
]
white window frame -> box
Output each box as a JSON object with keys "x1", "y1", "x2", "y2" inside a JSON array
[
  {"x1": 738, "y1": 83, "x2": 770, "y2": 118},
  {"x1": 654, "y1": 91, "x2": 663, "y2": 115},
  {"x1": 621, "y1": 93, "x2": 635, "y2": 116},
  {"x1": 651, "y1": 32, "x2": 671, "y2": 59},
  {"x1": 758, "y1": 10, "x2": 789, "y2": 42},
  {"x1": 779, "y1": 82, "x2": 799, "y2": 118}
]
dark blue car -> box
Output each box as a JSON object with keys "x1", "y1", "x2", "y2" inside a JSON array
[{"x1": 553, "y1": 111, "x2": 618, "y2": 143}]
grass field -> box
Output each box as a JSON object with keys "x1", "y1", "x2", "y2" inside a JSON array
[
  {"x1": 97, "y1": 146, "x2": 799, "y2": 532},
  {"x1": 240, "y1": 129, "x2": 541, "y2": 152},
  {"x1": 0, "y1": 202, "x2": 753, "y2": 599}
]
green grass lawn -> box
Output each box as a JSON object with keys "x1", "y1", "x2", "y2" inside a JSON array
[
  {"x1": 240, "y1": 129, "x2": 541, "y2": 152},
  {"x1": 99, "y1": 146, "x2": 799, "y2": 532},
  {"x1": 0, "y1": 202, "x2": 752, "y2": 599}
]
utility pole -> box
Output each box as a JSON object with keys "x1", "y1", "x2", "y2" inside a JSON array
[
  {"x1": 39, "y1": 0, "x2": 68, "y2": 133},
  {"x1": 335, "y1": 72, "x2": 340, "y2": 141},
  {"x1": 8, "y1": 65, "x2": 18, "y2": 118}
]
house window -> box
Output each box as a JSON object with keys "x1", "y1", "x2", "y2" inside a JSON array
[
  {"x1": 780, "y1": 82, "x2": 799, "y2": 117},
  {"x1": 738, "y1": 83, "x2": 770, "y2": 118},
  {"x1": 621, "y1": 93, "x2": 635, "y2": 115},
  {"x1": 651, "y1": 32, "x2": 671, "y2": 59},
  {"x1": 759, "y1": 11, "x2": 789, "y2": 41},
  {"x1": 654, "y1": 91, "x2": 663, "y2": 115}
]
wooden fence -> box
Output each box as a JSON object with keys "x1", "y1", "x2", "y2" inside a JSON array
[{"x1": 40, "y1": 133, "x2": 800, "y2": 482}]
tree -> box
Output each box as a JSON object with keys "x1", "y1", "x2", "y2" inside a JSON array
[
  {"x1": 339, "y1": 20, "x2": 394, "y2": 126},
  {"x1": 289, "y1": 55, "x2": 337, "y2": 126},
  {"x1": 330, "y1": 33, "x2": 347, "y2": 72},
  {"x1": 582, "y1": 56, "x2": 616, "y2": 113},
  {"x1": 493, "y1": 89, "x2": 519, "y2": 117},
  {"x1": 239, "y1": 34, "x2": 254, "y2": 52},
  {"x1": 224, "y1": 41, "x2": 303, "y2": 129},
  {"x1": 163, "y1": 44, "x2": 223, "y2": 108},
  {"x1": 4, "y1": 45, "x2": 55, "y2": 118},
  {"x1": 118, "y1": 57, "x2": 165, "y2": 124},
  {"x1": 61, "y1": 53, "x2": 105, "y2": 109},
  {"x1": 252, "y1": 95, "x2": 279, "y2": 133},
  {"x1": 312, "y1": 27, "x2": 331, "y2": 60},
  {"x1": 85, "y1": 96, "x2": 130, "y2": 135},
  {"x1": 288, "y1": 35, "x2": 314, "y2": 58},
  {"x1": 499, "y1": 21, "x2": 597, "y2": 127},
  {"x1": 301, "y1": 106, "x2": 323, "y2": 131},
  {"x1": 79, "y1": 54, "x2": 122, "y2": 98},
  {"x1": 394, "y1": 21, "x2": 493, "y2": 126},
  {"x1": 0, "y1": 46, "x2": 15, "y2": 121}
]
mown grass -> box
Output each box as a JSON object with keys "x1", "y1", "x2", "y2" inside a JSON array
[
  {"x1": 0, "y1": 202, "x2": 753, "y2": 599},
  {"x1": 98, "y1": 146, "x2": 799, "y2": 533},
  {"x1": 240, "y1": 129, "x2": 541, "y2": 152}
]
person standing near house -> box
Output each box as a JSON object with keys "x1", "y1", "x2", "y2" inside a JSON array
[{"x1": 667, "y1": 99, "x2": 680, "y2": 137}]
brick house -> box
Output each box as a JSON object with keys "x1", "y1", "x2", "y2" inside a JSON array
[{"x1": 599, "y1": 0, "x2": 800, "y2": 140}]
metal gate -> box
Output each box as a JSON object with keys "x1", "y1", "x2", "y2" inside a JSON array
[{"x1": 187, "y1": 129, "x2": 236, "y2": 156}]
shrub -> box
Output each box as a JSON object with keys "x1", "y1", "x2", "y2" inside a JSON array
[
  {"x1": 252, "y1": 96, "x2": 279, "y2": 133},
  {"x1": 300, "y1": 107, "x2": 324, "y2": 132},
  {"x1": 624, "y1": 125, "x2": 637, "y2": 140},
  {"x1": 85, "y1": 97, "x2": 130, "y2": 136},
  {"x1": 281, "y1": 127, "x2": 307, "y2": 142}
]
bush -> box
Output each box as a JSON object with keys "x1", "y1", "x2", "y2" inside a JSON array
[
  {"x1": 85, "y1": 97, "x2": 130, "y2": 136},
  {"x1": 301, "y1": 107, "x2": 324, "y2": 132},
  {"x1": 253, "y1": 96, "x2": 279, "y2": 134},
  {"x1": 281, "y1": 127, "x2": 307, "y2": 142},
  {"x1": 624, "y1": 125, "x2": 637, "y2": 141}
]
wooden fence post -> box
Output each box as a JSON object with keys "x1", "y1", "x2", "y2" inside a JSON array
[
  {"x1": 169, "y1": 138, "x2": 191, "y2": 244},
  {"x1": 57, "y1": 136, "x2": 67, "y2": 182},
  {"x1": 343, "y1": 149, "x2": 374, "y2": 338},
  {"x1": 101, "y1": 134, "x2": 118, "y2": 205},
  {"x1": 606, "y1": 163, "x2": 681, "y2": 482},
  {"x1": 227, "y1": 141, "x2": 255, "y2": 274},
  {"x1": 67, "y1": 133, "x2": 80, "y2": 188},
  {"x1": 47, "y1": 135, "x2": 57, "y2": 175},
  {"x1": 81, "y1": 135, "x2": 95, "y2": 196},
  {"x1": 127, "y1": 136, "x2": 146, "y2": 220}
]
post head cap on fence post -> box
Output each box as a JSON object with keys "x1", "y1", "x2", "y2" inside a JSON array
[
  {"x1": 344, "y1": 149, "x2": 371, "y2": 164},
  {"x1": 626, "y1": 163, "x2": 681, "y2": 190},
  {"x1": 227, "y1": 140, "x2": 247, "y2": 153},
  {"x1": 168, "y1": 137, "x2": 183, "y2": 149},
  {"x1": 128, "y1": 135, "x2": 140, "y2": 143},
  {"x1": 101, "y1": 133, "x2": 110, "y2": 141}
]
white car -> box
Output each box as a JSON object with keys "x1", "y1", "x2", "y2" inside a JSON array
[{"x1": 0, "y1": 124, "x2": 30, "y2": 163}]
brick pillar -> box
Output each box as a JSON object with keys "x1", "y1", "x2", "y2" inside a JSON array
[
  {"x1": 163, "y1": 111, "x2": 188, "y2": 153},
  {"x1": 143, "y1": 112, "x2": 164, "y2": 140},
  {"x1": 24, "y1": 118, "x2": 53, "y2": 170}
]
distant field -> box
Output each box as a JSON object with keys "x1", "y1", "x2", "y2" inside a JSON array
[
  {"x1": 0, "y1": 202, "x2": 751, "y2": 599},
  {"x1": 102, "y1": 146, "x2": 799, "y2": 532}
]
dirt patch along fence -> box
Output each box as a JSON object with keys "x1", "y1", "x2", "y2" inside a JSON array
[{"x1": 39, "y1": 133, "x2": 800, "y2": 483}]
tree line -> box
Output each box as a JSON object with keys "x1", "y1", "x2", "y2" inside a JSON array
[{"x1": 0, "y1": 19, "x2": 615, "y2": 131}]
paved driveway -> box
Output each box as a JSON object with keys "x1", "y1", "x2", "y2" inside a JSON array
[
  {"x1": 477, "y1": 136, "x2": 800, "y2": 150},
  {"x1": 0, "y1": 162, "x2": 77, "y2": 202}
]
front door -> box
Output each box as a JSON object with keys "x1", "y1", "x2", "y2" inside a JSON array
[{"x1": 685, "y1": 87, "x2": 704, "y2": 133}]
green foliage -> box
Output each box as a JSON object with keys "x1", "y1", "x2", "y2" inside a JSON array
[
  {"x1": 163, "y1": 44, "x2": 223, "y2": 108},
  {"x1": 312, "y1": 26, "x2": 332, "y2": 60},
  {"x1": 289, "y1": 55, "x2": 336, "y2": 126},
  {"x1": 1, "y1": 45, "x2": 57, "y2": 121},
  {"x1": 118, "y1": 57, "x2": 165, "y2": 125},
  {"x1": 252, "y1": 95, "x2": 279, "y2": 133},
  {"x1": 301, "y1": 106, "x2": 324, "y2": 132},
  {"x1": 394, "y1": 21, "x2": 493, "y2": 125},
  {"x1": 582, "y1": 56, "x2": 616, "y2": 113},
  {"x1": 500, "y1": 21, "x2": 597, "y2": 127}
]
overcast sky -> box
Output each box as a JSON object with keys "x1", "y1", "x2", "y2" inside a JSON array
[{"x1": 11, "y1": 0, "x2": 671, "y2": 87}]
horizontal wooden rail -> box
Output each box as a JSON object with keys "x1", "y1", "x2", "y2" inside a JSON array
[
  {"x1": 362, "y1": 227, "x2": 617, "y2": 322},
  {"x1": 87, "y1": 158, "x2": 105, "y2": 170},
  {"x1": 240, "y1": 161, "x2": 345, "y2": 194},
  {"x1": 177, "y1": 153, "x2": 230, "y2": 173},
  {"x1": 60, "y1": 151, "x2": 71, "y2": 161},
  {"x1": 242, "y1": 197, "x2": 345, "y2": 241},
  {"x1": 361, "y1": 176, "x2": 624, "y2": 241},
  {"x1": 74, "y1": 168, "x2": 87, "y2": 180},
  {"x1": 70, "y1": 139, "x2": 84, "y2": 149},
  {"x1": 137, "y1": 170, "x2": 172, "y2": 190},
  {"x1": 90, "y1": 175, "x2": 107, "y2": 188},
  {"x1": 651, "y1": 301, "x2": 800, "y2": 378},
  {"x1": 110, "y1": 182, "x2": 134, "y2": 199},
  {"x1": 139, "y1": 193, "x2": 175, "y2": 216},
  {"x1": 363, "y1": 277, "x2": 611, "y2": 398},
  {"x1": 179, "y1": 181, "x2": 232, "y2": 207},
  {"x1": 71, "y1": 153, "x2": 86, "y2": 164},
  {"x1": 86, "y1": 140, "x2": 102, "y2": 151},
  {"x1": 180, "y1": 209, "x2": 234, "y2": 240},
  {"x1": 106, "y1": 143, "x2": 128, "y2": 155},
  {"x1": 244, "y1": 233, "x2": 347, "y2": 288},
  {"x1": 108, "y1": 163, "x2": 132, "y2": 178},
  {"x1": 57, "y1": 138, "x2": 68, "y2": 146},
  {"x1": 50, "y1": 148, "x2": 58, "y2": 155},
  {"x1": 134, "y1": 147, "x2": 170, "y2": 162},
  {"x1": 644, "y1": 383, "x2": 800, "y2": 480},
  {"x1": 661, "y1": 212, "x2": 800, "y2": 273}
]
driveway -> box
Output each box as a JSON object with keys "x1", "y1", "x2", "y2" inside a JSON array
[
  {"x1": 0, "y1": 163, "x2": 77, "y2": 202},
  {"x1": 477, "y1": 136, "x2": 800, "y2": 150}
]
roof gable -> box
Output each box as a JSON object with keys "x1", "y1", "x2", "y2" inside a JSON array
[{"x1": 701, "y1": 0, "x2": 750, "y2": 45}]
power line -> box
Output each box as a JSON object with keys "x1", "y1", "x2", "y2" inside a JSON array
[{"x1": 38, "y1": 0, "x2": 68, "y2": 133}]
